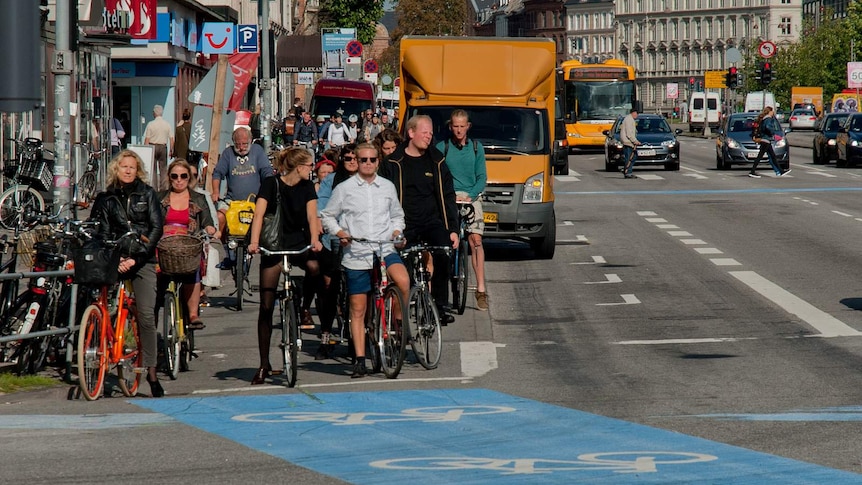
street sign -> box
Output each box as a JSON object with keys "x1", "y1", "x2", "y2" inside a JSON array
[
  {"x1": 188, "y1": 64, "x2": 236, "y2": 107},
  {"x1": 364, "y1": 72, "x2": 378, "y2": 84},
  {"x1": 758, "y1": 41, "x2": 776, "y2": 59},
  {"x1": 345, "y1": 40, "x2": 363, "y2": 57},
  {"x1": 704, "y1": 70, "x2": 727, "y2": 89},
  {"x1": 201, "y1": 23, "x2": 235, "y2": 55},
  {"x1": 236, "y1": 25, "x2": 258, "y2": 53},
  {"x1": 848, "y1": 62, "x2": 862, "y2": 88},
  {"x1": 666, "y1": 83, "x2": 679, "y2": 99},
  {"x1": 364, "y1": 59, "x2": 378, "y2": 74}
]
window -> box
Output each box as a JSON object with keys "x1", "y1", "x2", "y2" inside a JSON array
[{"x1": 780, "y1": 16, "x2": 792, "y2": 35}]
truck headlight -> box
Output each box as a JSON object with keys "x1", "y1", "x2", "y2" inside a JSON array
[{"x1": 523, "y1": 172, "x2": 543, "y2": 204}]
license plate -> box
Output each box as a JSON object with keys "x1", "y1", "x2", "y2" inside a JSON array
[
  {"x1": 483, "y1": 212, "x2": 498, "y2": 223},
  {"x1": 637, "y1": 149, "x2": 656, "y2": 157},
  {"x1": 746, "y1": 152, "x2": 758, "y2": 159}
]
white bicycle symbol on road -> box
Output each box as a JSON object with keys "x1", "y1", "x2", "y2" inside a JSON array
[
  {"x1": 232, "y1": 405, "x2": 516, "y2": 425},
  {"x1": 370, "y1": 452, "x2": 718, "y2": 475}
]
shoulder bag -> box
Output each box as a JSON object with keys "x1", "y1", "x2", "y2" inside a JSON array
[{"x1": 259, "y1": 177, "x2": 284, "y2": 251}]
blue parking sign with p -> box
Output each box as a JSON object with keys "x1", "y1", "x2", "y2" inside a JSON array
[{"x1": 237, "y1": 25, "x2": 258, "y2": 53}]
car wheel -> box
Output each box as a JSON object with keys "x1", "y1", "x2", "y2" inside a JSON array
[
  {"x1": 837, "y1": 156, "x2": 847, "y2": 168},
  {"x1": 665, "y1": 162, "x2": 680, "y2": 171}
]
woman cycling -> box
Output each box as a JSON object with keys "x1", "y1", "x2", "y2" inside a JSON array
[
  {"x1": 89, "y1": 150, "x2": 164, "y2": 397},
  {"x1": 246, "y1": 148, "x2": 323, "y2": 385}
]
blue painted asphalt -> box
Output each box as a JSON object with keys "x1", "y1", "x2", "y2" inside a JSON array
[
  {"x1": 558, "y1": 187, "x2": 862, "y2": 196},
  {"x1": 134, "y1": 389, "x2": 861, "y2": 484}
]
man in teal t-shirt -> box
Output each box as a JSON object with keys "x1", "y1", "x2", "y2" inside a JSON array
[{"x1": 436, "y1": 109, "x2": 489, "y2": 311}]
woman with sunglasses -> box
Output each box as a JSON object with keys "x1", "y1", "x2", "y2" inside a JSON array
[
  {"x1": 313, "y1": 144, "x2": 360, "y2": 359},
  {"x1": 247, "y1": 148, "x2": 323, "y2": 385},
  {"x1": 157, "y1": 159, "x2": 217, "y2": 330}
]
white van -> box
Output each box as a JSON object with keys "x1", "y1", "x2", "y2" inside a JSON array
[
  {"x1": 688, "y1": 92, "x2": 721, "y2": 132},
  {"x1": 744, "y1": 91, "x2": 777, "y2": 113}
]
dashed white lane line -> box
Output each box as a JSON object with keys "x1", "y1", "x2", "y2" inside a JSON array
[
  {"x1": 683, "y1": 173, "x2": 709, "y2": 180},
  {"x1": 645, "y1": 217, "x2": 667, "y2": 223},
  {"x1": 656, "y1": 224, "x2": 679, "y2": 229},
  {"x1": 638, "y1": 211, "x2": 658, "y2": 216},
  {"x1": 694, "y1": 247, "x2": 723, "y2": 254},
  {"x1": 729, "y1": 271, "x2": 862, "y2": 338},
  {"x1": 460, "y1": 341, "x2": 505, "y2": 378},
  {"x1": 807, "y1": 171, "x2": 838, "y2": 178},
  {"x1": 637, "y1": 174, "x2": 665, "y2": 180},
  {"x1": 596, "y1": 294, "x2": 641, "y2": 306},
  {"x1": 710, "y1": 258, "x2": 742, "y2": 266},
  {"x1": 571, "y1": 256, "x2": 607, "y2": 265},
  {"x1": 832, "y1": 210, "x2": 853, "y2": 217},
  {"x1": 615, "y1": 337, "x2": 759, "y2": 345},
  {"x1": 583, "y1": 274, "x2": 622, "y2": 284},
  {"x1": 680, "y1": 239, "x2": 708, "y2": 245},
  {"x1": 668, "y1": 230, "x2": 693, "y2": 237}
]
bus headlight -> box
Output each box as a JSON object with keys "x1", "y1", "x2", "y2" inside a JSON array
[{"x1": 523, "y1": 172, "x2": 544, "y2": 204}]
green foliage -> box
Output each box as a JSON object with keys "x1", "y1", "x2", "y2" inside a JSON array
[
  {"x1": 319, "y1": 0, "x2": 385, "y2": 45},
  {"x1": 0, "y1": 373, "x2": 59, "y2": 394}
]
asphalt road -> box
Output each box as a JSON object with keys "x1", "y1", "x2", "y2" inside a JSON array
[{"x1": 3, "y1": 137, "x2": 862, "y2": 483}]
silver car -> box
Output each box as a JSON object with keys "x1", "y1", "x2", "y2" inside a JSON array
[{"x1": 716, "y1": 113, "x2": 791, "y2": 171}]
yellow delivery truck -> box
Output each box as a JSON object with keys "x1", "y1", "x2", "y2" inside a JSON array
[{"x1": 399, "y1": 36, "x2": 557, "y2": 258}]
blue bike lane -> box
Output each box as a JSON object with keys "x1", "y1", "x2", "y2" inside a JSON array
[{"x1": 134, "y1": 388, "x2": 861, "y2": 484}]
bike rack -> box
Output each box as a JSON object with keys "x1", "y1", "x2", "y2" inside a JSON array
[{"x1": 0, "y1": 270, "x2": 79, "y2": 383}]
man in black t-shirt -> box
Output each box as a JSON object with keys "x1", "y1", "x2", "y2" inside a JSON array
[{"x1": 378, "y1": 115, "x2": 458, "y2": 324}]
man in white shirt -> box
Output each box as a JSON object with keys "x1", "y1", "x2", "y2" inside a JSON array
[
  {"x1": 320, "y1": 142, "x2": 409, "y2": 378},
  {"x1": 144, "y1": 104, "x2": 174, "y2": 188}
]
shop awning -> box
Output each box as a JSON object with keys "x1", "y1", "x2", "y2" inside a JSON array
[{"x1": 276, "y1": 34, "x2": 323, "y2": 73}]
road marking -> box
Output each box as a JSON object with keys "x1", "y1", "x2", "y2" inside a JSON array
[
  {"x1": 656, "y1": 224, "x2": 679, "y2": 229},
  {"x1": 807, "y1": 171, "x2": 838, "y2": 178},
  {"x1": 596, "y1": 294, "x2": 641, "y2": 306},
  {"x1": 683, "y1": 173, "x2": 709, "y2": 180},
  {"x1": 560, "y1": 220, "x2": 574, "y2": 226},
  {"x1": 682, "y1": 165, "x2": 707, "y2": 174},
  {"x1": 192, "y1": 377, "x2": 475, "y2": 394},
  {"x1": 571, "y1": 255, "x2": 607, "y2": 265},
  {"x1": 645, "y1": 217, "x2": 667, "y2": 223},
  {"x1": 710, "y1": 258, "x2": 742, "y2": 266},
  {"x1": 0, "y1": 414, "x2": 175, "y2": 429},
  {"x1": 832, "y1": 210, "x2": 853, "y2": 217},
  {"x1": 555, "y1": 175, "x2": 580, "y2": 182},
  {"x1": 460, "y1": 341, "x2": 504, "y2": 378},
  {"x1": 668, "y1": 230, "x2": 693, "y2": 237},
  {"x1": 637, "y1": 174, "x2": 664, "y2": 180},
  {"x1": 688, "y1": 406, "x2": 862, "y2": 421},
  {"x1": 694, "y1": 247, "x2": 723, "y2": 254},
  {"x1": 729, "y1": 271, "x2": 862, "y2": 337},
  {"x1": 583, "y1": 274, "x2": 622, "y2": 285},
  {"x1": 680, "y1": 239, "x2": 708, "y2": 245},
  {"x1": 637, "y1": 211, "x2": 658, "y2": 216},
  {"x1": 615, "y1": 337, "x2": 759, "y2": 345}
]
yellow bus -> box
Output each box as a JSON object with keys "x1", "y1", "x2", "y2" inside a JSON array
[{"x1": 559, "y1": 59, "x2": 638, "y2": 150}]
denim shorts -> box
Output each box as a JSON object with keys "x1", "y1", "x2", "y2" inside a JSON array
[{"x1": 345, "y1": 253, "x2": 403, "y2": 295}]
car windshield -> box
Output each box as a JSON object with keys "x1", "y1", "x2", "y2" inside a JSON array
[
  {"x1": 636, "y1": 118, "x2": 672, "y2": 133},
  {"x1": 792, "y1": 110, "x2": 815, "y2": 117},
  {"x1": 729, "y1": 117, "x2": 756, "y2": 132},
  {"x1": 850, "y1": 116, "x2": 862, "y2": 131},
  {"x1": 826, "y1": 115, "x2": 849, "y2": 131}
]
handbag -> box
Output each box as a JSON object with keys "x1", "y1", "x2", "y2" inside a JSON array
[
  {"x1": 201, "y1": 243, "x2": 221, "y2": 288},
  {"x1": 73, "y1": 237, "x2": 122, "y2": 286},
  {"x1": 259, "y1": 178, "x2": 284, "y2": 251}
]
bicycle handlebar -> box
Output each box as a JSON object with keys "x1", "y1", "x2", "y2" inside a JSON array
[
  {"x1": 348, "y1": 235, "x2": 405, "y2": 245},
  {"x1": 399, "y1": 244, "x2": 452, "y2": 255},
  {"x1": 259, "y1": 245, "x2": 313, "y2": 256}
]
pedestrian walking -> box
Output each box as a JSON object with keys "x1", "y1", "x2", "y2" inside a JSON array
[
  {"x1": 749, "y1": 106, "x2": 789, "y2": 178},
  {"x1": 621, "y1": 109, "x2": 642, "y2": 179}
]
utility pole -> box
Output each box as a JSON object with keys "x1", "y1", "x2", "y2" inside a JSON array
[
  {"x1": 52, "y1": 0, "x2": 72, "y2": 211},
  {"x1": 259, "y1": 0, "x2": 271, "y2": 153}
]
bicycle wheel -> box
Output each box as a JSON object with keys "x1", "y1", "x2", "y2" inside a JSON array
[
  {"x1": 408, "y1": 287, "x2": 442, "y2": 370},
  {"x1": 0, "y1": 186, "x2": 45, "y2": 230},
  {"x1": 235, "y1": 244, "x2": 245, "y2": 311},
  {"x1": 162, "y1": 291, "x2": 180, "y2": 380},
  {"x1": 77, "y1": 305, "x2": 107, "y2": 401},
  {"x1": 78, "y1": 172, "x2": 97, "y2": 204},
  {"x1": 452, "y1": 240, "x2": 469, "y2": 315},
  {"x1": 283, "y1": 298, "x2": 299, "y2": 387},
  {"x1": 117, "y1": 311, "x2": 142, "y2": 397},
  {"x1": 181, "y1": 325, "x2": 195, "y2": 372},
  {"x1": 378, "y1": 285, "x2": 408, "y2": 379},
  {"x1": 365, "y1": 294, "x2": 382, "y2": 374}
]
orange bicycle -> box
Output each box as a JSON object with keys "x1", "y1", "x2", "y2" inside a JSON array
[{"x1": 77, "y1": 279, "x2": 142, "y2": 400}]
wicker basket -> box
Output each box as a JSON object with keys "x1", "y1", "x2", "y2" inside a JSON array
[
  {"x1": 157, "y1": 235, "x2": 203, "y2": 275},
  {"x1": 19, "y1": 160, "x2": 53, "y2": 191}
]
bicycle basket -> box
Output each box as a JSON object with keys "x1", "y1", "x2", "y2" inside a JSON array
[
  {"x1": 19, "y1": 159, "x2": 53, "y2": 191},
  {"x1": 2, "y1": 158, "x2": 18, "y2": 178},
  {"x1": 72, "y1": 238, "x2": 122, "y2": 286},
  {"x1": 225, "y1": 195, "x2": 255, "y2": 236},
  {"x1": 156, "y1": 235, "x2": 202, "y2": 275}
]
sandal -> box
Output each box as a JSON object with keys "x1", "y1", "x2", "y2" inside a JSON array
[{"x1": 188, "y1": 318, "x2": 206, "y2": 330}]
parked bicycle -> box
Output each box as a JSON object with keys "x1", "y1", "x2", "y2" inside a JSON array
[
  {"x1": 72, "y1": 142, "x2": 104, "y2": 208},
  {"x1": 451, "y1": 202, "x2": 475, "y2": 315},
  {"x1": 348, "y1": 237, "x2": 409, "y2": 379},
  {"x1": 76, "y1": 231, "x2": 143, "y2": 401},
  {"x1": 259, "y1": 245, "x2": 311, "y2": 387},
  {"x1": 0, "y1": 138, "x2": 51, "y2": 230},
  {"x1": 400, "y1": 244, "x2": 450, "y2": 370}
]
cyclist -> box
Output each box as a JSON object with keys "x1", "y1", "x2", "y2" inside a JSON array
[
  {"x1": 320, "y1": 143, "x2": 409, "y2": 378},
  {"x1": 247, "y1": 148, "x2": 323, "y2": 385},
  {"x1": 436, "y1": 109, "x2": 489, "y2": 311},
  {"x1": 378, "y1": 115, "x2": 459, "y2": 325},
  {"x1": 211, "y1": 127, "x2": 274, "y2": 268},
  {"x1": 293, "y1": 111, "x2": 318, "y2": 157},
  {"x1": 88, "y1": 150, "x2": 164, "y2": 397}
]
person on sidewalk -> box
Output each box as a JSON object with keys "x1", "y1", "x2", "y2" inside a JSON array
[
  {"x1": 620, "y1": 109, "x2": 642, "y2": 179},
  {"x1": 144, "y1": 105, "x2": 174, "y2": 189},
  {"x1": 436, "y1": 109, "x2": 489, "y2": 311},
  {"x1": 749, "y1": 106, "x2": 789, "y2": 178}
]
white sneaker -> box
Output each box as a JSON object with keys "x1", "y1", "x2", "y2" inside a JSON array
[{"x1": 748, "y1": 173, "x2": 761, "y2": 178}]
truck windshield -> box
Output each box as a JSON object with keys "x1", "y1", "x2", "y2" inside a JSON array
[
  {"x1": 411, "y1": 106, "x2": 548, "y2": 155},
  {"x1": 564, "y1": 81, "x2": 634, "y2": 121}
]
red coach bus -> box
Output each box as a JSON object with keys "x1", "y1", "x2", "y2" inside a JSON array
[{"x1": 309, "y1": 78, "x2": 376, "y2": 120}]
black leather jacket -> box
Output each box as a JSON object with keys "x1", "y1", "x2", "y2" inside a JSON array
[{"x1": 89, "y1": 178, "x2": 163, "y2": 266}]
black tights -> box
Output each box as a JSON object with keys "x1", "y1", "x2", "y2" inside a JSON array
[{"x1": 256, "y1": 257, "x2": 321, "y2": 368}]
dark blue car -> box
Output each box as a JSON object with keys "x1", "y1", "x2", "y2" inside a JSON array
[
  {"x1": 836, "y1": 113, "x2": 862, "y2": 167},
  {"x1": 813, "y1": 113, "x2": 851, "y2": 165}
]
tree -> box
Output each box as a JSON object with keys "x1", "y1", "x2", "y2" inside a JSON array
[
  {"x1": 379, "y1": 0, "x2": 469, "y2": 77},
  {"x1": 318, "y1": 0, "x2": 385, "y2": 45}
]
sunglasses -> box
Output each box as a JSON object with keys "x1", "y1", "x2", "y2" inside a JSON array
[
  {"x1": 170, "y1": 173, "x2": 189, "y2": 180},
  {"x1": 343, "y1": 156, "x2": 357, "y2": 162},
  {"x1": 358, "y1": 157, "x2": 378, "y2": 164}
]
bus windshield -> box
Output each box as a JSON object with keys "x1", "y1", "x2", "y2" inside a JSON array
[
  {"x1": 309, "y1": 97, "x2": 371, "y2": 120},
  {"x1": 565, "y1": 81, "x2": 634, "y2": 121},
  {"x1": 411, "y1": 106, "x2": 549, "y2": 155}
]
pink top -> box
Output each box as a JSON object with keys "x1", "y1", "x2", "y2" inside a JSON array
[{"x1": 164, "y1": 207, "x2": 190, "y2": 237}]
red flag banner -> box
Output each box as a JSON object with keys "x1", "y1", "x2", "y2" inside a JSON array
[{"x1": 228, "y1": 52, "x2": 260, "y2": 111}]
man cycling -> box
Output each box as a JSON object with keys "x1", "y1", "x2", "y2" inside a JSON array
[
  {"x1": 293, "y1": 111, "x2": 319, "y2": 157},
  {"x1": 211, "y1": 127, "x2": 274, "y2": 267}
]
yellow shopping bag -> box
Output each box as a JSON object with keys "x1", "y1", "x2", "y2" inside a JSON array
[{"x1": 225, "y1": 195, "x2": 256, "y2": 236}]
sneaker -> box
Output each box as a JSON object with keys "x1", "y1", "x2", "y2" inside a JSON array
[
  {"x1": 624, "y1": 174, "x2": 636, "y2": 179},
  {"x1": 475, "y1": 291, "x2": 489, "y2": 311},
  {"x1": 314, "y1": 345, "x2": 329, "y2": 360},
  {"x1": 748, "y1": 172, "x2": 761, "y2": 178},
  {"x1": 350, "y1": 361, "x2": 367, "y2": 378},
  {"x1": 438, "y1": 309, "x2": 455, "y2": 326},
  {"x1": 779, "y1": 169, "x2": 792, "y2": 177}
]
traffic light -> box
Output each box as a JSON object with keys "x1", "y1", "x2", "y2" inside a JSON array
[
  {"x1": 726, "y1": 67, "x2": 738, "y2": 89},
  {"x1": 754, "y1": 63, "x2": 763, "y2": 82},
  {"x1": 689, "y1": 77, "x2": 695, "y2": 90},
  {"x1": 762, "y1": 62, "x2": 772, "y2": 84}
]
